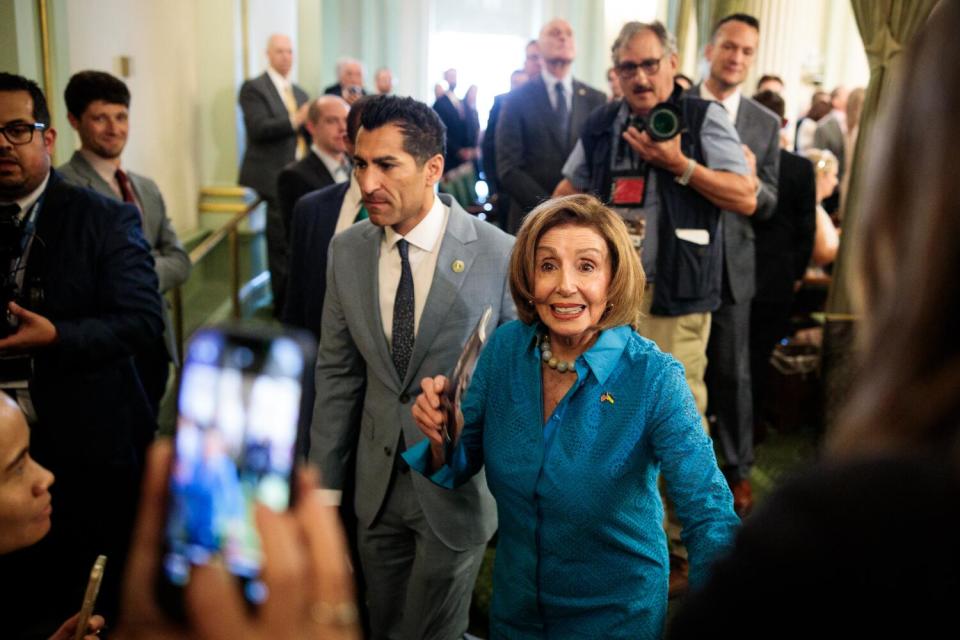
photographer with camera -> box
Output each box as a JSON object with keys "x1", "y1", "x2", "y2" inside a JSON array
[
  {"x1": 0, "y1": 72, "x2": 163, "y2": 637},
  {"x1": 554, "y1": 20, "x2": 755, "y2": 427}
]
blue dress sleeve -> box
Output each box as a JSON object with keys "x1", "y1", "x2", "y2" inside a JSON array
[
  {"x1": 402, "y1": 325, "x2": 500, "y2": 488},
  {"x1": 647, "y1": 358, "x2": 740, "y2": 588}
]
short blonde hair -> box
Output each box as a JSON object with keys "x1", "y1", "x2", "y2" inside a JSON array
[{"x1": 509, "y1": 195, "x2": 646, "y2": 331}]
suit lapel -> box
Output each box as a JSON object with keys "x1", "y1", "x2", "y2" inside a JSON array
[
  {"x1": 569, "y1": 80, "x2": 593, "y2": 152},
  {"x1": 307, "y1": 153, "x2": 334, "y2": 187},
  {"x1": 531, "y1": 77, "x2": 565, "y2": 153},
  {"x1": 68, "y1": 152, "x2": 115, "y2": 198},
  {"x1": 259, "y1": 72, "x2": 288, "y2": 118},
  {"x1": 355, "y1": 223, "x2": 400, "y2": 389},
  {"x1": 402, "y1": 197, "x2": 478, "y2": 387}
]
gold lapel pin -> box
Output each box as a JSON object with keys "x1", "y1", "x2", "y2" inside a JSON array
[
  {"x1": 452, "y1": 259, "x2": 465, "y2": 273},
  {"x1": 600, "y1": 392, "x2": 615, "y2": 405},
  {"x1": 578, "y1": 87, "x2": 586, "y2": 96}
]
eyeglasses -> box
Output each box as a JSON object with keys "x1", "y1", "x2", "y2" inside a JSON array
[
  {"x1": 0, "y1": 122, "x2": 47, "y2": 146},
  {"x1": 615, "y1": 57, "x2": 664, "y2": 79}
]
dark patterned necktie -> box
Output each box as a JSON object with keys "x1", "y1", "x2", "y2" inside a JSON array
[
  {"x1": 555, "y1": 82, "x2": 569, "y2": 146},
  {"x1": 391, "y1": 239, "x2": 415, "y2": 380}
]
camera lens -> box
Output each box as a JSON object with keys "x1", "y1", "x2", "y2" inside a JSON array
[{"x1": 647, "y1": 103, "x2": 682, "y2": 142}]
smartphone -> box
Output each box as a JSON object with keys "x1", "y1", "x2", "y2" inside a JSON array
[
  {"x1": 157, "y1": 324, "x2": 315, "y2": 618},
  {"x1": 74, "y1": 555, "x2": 106, "y2": 640}
]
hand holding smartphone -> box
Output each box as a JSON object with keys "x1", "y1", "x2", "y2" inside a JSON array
[
  {"x1": 157, "y1": 324, "x2": 315, "y2": 619},
  {"x1": 70, "y1": 555, "x2": 106, "y2": 640}
]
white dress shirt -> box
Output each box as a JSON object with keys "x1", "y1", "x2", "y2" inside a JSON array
[
  {"x1": 541, "y1": 68, "x2": 573, "y2": 113},
  {"x1": 334, "y1": 176, "x2": 363, "y2": 235},
  {"x1": 8, "y1": 172, "x2": 49, "y2": 220},
  {"x1": 699, "y1": 84, "x2": 742, "y2": 125},
  {"x1": 311, "y1": 144, "x2": 351, "y2": 184},
  {"x1": 378, "y1": 194, "x2": 449, "y2": 347}
]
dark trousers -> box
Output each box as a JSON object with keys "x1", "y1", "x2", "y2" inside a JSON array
[
  {"x1": 749, "y1": 297, "x2": 793, "y2": 427},
  {"x1": 134, "y1": 336, "x2": 171, "y2": 418},
  {"x1": 706, "y1": 297, "x2": 754, "y2": 483}
]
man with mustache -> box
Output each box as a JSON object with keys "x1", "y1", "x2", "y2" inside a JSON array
[{"x1": 555, "y1": 21, "x2": 756, "y2": 594}]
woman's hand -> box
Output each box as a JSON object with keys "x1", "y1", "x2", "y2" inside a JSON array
[
  {"x1": 48, "y1": 612, "x2": 105, "y2": 640},
  {"x1": 411, "y1": 375, "x2": 448, "y2": 447},
  {"x1": 114, "y1": 441, "x2": 360, "y2": 640}
]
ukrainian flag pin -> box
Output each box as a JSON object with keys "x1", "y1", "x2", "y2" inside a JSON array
[
  {"x1": 452, "y1": 259, "x2": 465, "y2": 273},
  {"x1": 600, "y1": 392, "x2": 615, "y2": 405}
]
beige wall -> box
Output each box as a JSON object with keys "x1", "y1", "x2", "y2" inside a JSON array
[{"x1": 58, "y1": 0, "x2": 202, "y2": 233}]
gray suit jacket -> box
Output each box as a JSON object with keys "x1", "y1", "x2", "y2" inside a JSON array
[
  {"x1": 813, "y1": 113, "x2": 845, "y2": 181},
  {"x1": 310, "y1": 194, "x2": 515, "y2": 549},
  {"x1": 688, "y1": 88, "x2": 780, "y2": 303},
  {"x1": 58, "y1": 151, "x2": 191, "y2": 363},
  {"x1": 238, "y1": 72, "x2": 309, "y2": 200},
  {"x1": 496, "y1": 75, "x2": 606, "y2": 227}
]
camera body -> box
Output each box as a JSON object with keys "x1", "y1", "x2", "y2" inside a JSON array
[{"x1": 627, "y1": 102, "x2": 684, "y2": 142}]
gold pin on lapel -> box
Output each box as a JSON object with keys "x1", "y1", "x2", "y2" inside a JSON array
[
  {"x1": 577, "y1": 87, "x2": 586, "y2": 96},
  {"x1": 452, "y1": 259, "x2": 465, "y2": 273},
  {"x1": 600, "y1": 392, "x2": 615, "y2": 405}
]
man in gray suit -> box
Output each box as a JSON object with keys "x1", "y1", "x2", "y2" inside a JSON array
[
  {"x1": 311, "y1": 96, "x2": 515, "y2": 639},
  {"x1": 696, "y1": 13, "x2": 779, "y2": 516},
  {"x1": 813, "y1": 86, "x2": 848, "y2": 214},
  {"x1": 496, "y1": 18, "x2": 606, "y2": 234},
  {"x1": 58, "y1": 70, "x2": 190, "y2": 415},
  {"x1": 238, "y1": 34, "x2": 310, "y2": 317}
]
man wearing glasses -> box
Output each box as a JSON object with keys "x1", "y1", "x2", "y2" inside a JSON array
[
  {"x1": 554, "y1": 19, "x2": 756, "y2": 596},
  {"x1": 0, "y1": 72, "x2": 162, "y2": 636},
  {"x1": 555, "y1": 20, "x2": 755, "y2": 435}
]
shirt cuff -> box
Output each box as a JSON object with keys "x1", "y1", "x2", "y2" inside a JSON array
[{"x1": 401, "y1": 439, "x2": 460, "y2": 489}]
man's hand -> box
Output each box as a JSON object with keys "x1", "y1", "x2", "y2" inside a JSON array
[
  {"x1": 292, "y1": 102, "x2": 310, "y2": 129},
  {"x1": 0, "y1": 302, "x2": 58, "y2": 352},
  {"x1": 622, "y1": 126, "x2": 687, "y2": 175}
]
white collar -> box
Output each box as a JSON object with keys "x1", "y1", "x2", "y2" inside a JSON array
[
  {"x1": 311, "y1": 144, "x2": 349, "y2": 177},
  {"x1": 8, "y1": 172, "x2": 50, "y2": 217},
  {"x1": 383, "y1": 193, "x2": 447, "y2": 253},
  {"x1": 266, "y1": 66, "x2": 290, "y2": 87},
  {"x1": 79, "y1": 148, "x2": 122, "y2": 187},
  {"x1": 699, "y1": 83, "x2": 741, "y2": 125},
  {"x1": 541, "y1": 68, "x2": 573, "y2": 95}
]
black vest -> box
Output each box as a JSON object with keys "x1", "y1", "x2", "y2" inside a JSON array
[{"x1": 579, "y1": 85, "x2": 723, "y2": 316}]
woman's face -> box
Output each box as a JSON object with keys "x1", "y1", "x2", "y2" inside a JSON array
[
  {"x1": 533, "y1": 223, "x2": 612, "y2": 340},
  {"x1": 0, "y1": 407, "x2": 55, "y2": 555},
  {"x1": 815, "y1": 166, "x2": 839, "y2": 204}
]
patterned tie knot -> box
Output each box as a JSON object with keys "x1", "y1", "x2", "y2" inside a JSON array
[{"x1": 397, "y1": 238, "x2": 409, "y2": 260}]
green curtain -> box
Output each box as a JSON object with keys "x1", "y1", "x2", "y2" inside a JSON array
[
  {"x1": 826, "y1": 0, "x2": 939, "y2": 315},
  {"x1": 675, "y1": 0, "x2": 695, "y2": 69}
]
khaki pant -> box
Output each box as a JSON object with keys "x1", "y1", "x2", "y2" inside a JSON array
[
  {"x1": 639, "y1": 285, "x2": 714, "y2": 557},
  {"x1": 637, "y1": 285, "x2": 711, "y2": 432}
]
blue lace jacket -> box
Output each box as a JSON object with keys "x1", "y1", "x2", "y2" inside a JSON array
[{"x1": 404, "y1": 320, "x2": 739, "y2": 639}]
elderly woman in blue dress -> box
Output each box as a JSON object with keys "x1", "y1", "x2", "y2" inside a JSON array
[{"x1": 405, "y1": 194, "x2": 738, "y2": 639}]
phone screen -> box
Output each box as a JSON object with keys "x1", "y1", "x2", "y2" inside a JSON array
[{"x1": 161, "y1": 326, "x2": 311, "y2": 607}]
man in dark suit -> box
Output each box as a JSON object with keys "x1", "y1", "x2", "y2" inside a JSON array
[
  {"x1": 311, "y1": 96, "x2": 515, "y2": 639},
  {"x1": 482, "y1": 69, "x2": 529, "y2": 227},
  {"x1": 432, "y1": 68, "x2": 471, "y2": 173},
  {"x1": 495, "y1": 18, "x2": 606, "y2": 233},
  {"x1": 238, "y1": 33, "x2": 309, "y2": 317},
  {"x1": 749, "y1": 90, "x2": 816, "y2": 434},
  {"x1": 277, "y1": 95, "x2": 350, "y2": 237},
  {"x1": 695, "y1": 13, "x2": 780, "y2": 516},
  {"x1": 0, "y1": 73, "x2": 163, "y2": 637},
  {"x1": 58, "y1": 70, "x2": 191, "y2": 416},
  {"x1": 324, "y1": 57, "x2": 367, "y2": 104}
]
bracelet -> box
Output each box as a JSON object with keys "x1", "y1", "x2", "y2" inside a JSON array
[{"x1": 674, "y1": 158, "x2": 697, "y2": 185}]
